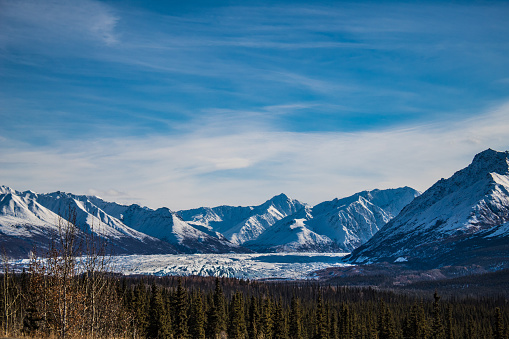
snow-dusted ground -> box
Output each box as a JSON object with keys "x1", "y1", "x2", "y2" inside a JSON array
[{"x1": 111, "y1": 252, "x2": 350, "y2": 280}]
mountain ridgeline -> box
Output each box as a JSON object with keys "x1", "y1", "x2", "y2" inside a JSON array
[
  {"x1": 2, "y1": 148, "x2": 509, "y2": 270},
  {"x1": 0, "y1": 185, "x2": 418, "y2": 258},
  {"x1": 244, "y1": 187, "x2": 419, "y2": 252},
  {"x1": 347, "y1": 149, "x2": 509, "y2": 268}
]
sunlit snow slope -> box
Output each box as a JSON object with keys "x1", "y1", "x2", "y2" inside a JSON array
[
  {"x1": 178, "y1": 193, "x2": 307, "y2": 245},
  {"x1": 245, "y1": 187, "x2": 419, "y2": 252},
  {"x1": 347, "y1": 149, "x2": 509, "y2": 268},
  {"x1": 0, "y1": 187, "x2": 176, "y2": 257}
]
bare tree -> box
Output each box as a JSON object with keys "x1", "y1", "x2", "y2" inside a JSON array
[
  {"x1": 26, "y1": 206, "x2": 130, "y2": 338},
  {"x1": 1, "y1": 251, "x2": 22, "y2": 336}
]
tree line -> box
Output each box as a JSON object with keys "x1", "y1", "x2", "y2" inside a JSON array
[{"x1": 2, "y1": 271, "x2": 509, "y2": 338}]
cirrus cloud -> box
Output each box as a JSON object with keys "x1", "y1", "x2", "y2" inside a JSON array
[{"x1": 1, "y1": 101, "x2": 509, "y2": 210}]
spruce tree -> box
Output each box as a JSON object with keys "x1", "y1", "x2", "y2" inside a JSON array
[
  {"x1": 133, "y1": 280, "x2": 149, "y2": 337},
  {"x1": 315, "y1": 294, "x2": 328, "y2": 339},
  {"x1": 147, "y1": 283, "x2": 171, "y2": 339},
  {"x1": 189, "y1": 291, "x2": 206, "y2": 339},
  {"x1": 403, "y1": 302, "x2": 428, "y2": 339},
  {"x1": 206, "y1": 278, "x2": 226, "y2": 339},
  {"x1": 366, "y1": 311, "x2": 378, "y2": 339},
  {"x1": 261, "y1": 296, "x2": 274, "y2": 339},
  {"x1": 431, "y1": 291, "x2": 445, "y2": 339},
  {"x1": 229, "y1": 291, "x2": 247, "y2": 339},
  {"x1": 248, "y1": 296, "x2": 259, "y2": 339},
  {"x1": 329, "y1": 311, "x2": 338, "y2": 339},
  {"x1": 339, "y1": 303, "x2": 352, "y2": 339},
  {"x1": 273, "y1": 298, "x2": 288, "y2": 339},
  {"x1": 289, "y1": 295, "x2": 303, "y2": 339},
  {"x1": 445, "y1": 305, "x2": 454, "y2": 339},
  {"x1": 173, "y1": 278, "x2": 188, "y2": 339},
  {"x1": 466, "y1": 317, "x2": 477, "y2": 339},
  {"x1": 377, "y1": 300, "x2": 397, "y2": 339},
  {"x1": 494, "y1": 307, "x2": 505, "y2": 339}
]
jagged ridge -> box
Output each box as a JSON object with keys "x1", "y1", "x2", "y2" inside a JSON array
[
  {"x1": 347, "y1": 149, "x2": 509, "y2": 268},
  {"x1": 245, "y1": 187, "x2": 420, "y2": 252}
]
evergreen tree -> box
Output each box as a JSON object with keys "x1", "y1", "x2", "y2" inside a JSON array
[
  {"x1": 366, "y1": 311, "x2": 378, "y2": 339},
  {"x1": 315, "y1": 294, "x2": 328, "y2": 339},
  {"x1": 173, "y1": 278, "x2": 188, "y2": 339},
  {"x1": 466, "y1": 317, "x2": 477, "y2": 339},
  {"x1": 206, "y1": 278, "x2": 226, "y2": 339},
  {"x1": 339, "y1": 303, "x2": 352, "y2": 339},
  {"x1": 355, "y1": 313, "x2": 368, "y2": 339},
  {"x1": 261, "y1": 296, "x2": 274, "y2": 339},
  {"x1": 147, "y1": 283, "x2": 171, "y2": 339},
  {"x1": 289, "y1": 295, "x2": 303, "y2": 339},
  {"x1": 378, "y1": 300, "x2": 397, "y2": 339},
  {"x1": 445, "y1": 305, "x2": 454, "y2": 339},
  {"x1": 431, "y1": 291, "x2": 445, "y2": 339},
  {"x1": 494, "y1": 307, "x2": 505, "y2": 339},
  {"x1": 273, "y1": 298, "x2": 288, "y2": 339},
  {"x1": 403, "y1": 302, "x2": 428, "y2": 339},
  {"x1": 248, "y1": 296, "x2": 259, "y2": 339},
  {"x1": 229, "y1": 291, "x2": 247, "y2": 339},
  {"x1": 133, "y1": 280, "x2": 149, "y2": 337},
  {"x1": 329, "y1": 311, "x2": 338, "y2": 339},
  {"x1": 189, "y1": 291, "x2": 206, "y2": 339}
]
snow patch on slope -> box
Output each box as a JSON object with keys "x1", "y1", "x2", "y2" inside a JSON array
[
  {"x1": 348, "y1": 149, "x2": 509, "y2": 266},
  {"x1": 246, "y1": 187, "x2": 419, "y2": 252}
]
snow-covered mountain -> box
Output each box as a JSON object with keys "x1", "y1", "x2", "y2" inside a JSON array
[
  {"x1": 116, "y1": 204, "x2": 245, "y2": 253},
  {"x1": 0, "y1": 187, "x2": 246, "y2": 257},
  {"x1": 0, "y1": 186, "x2": 176, "y2": 257},
  {"x1": 0, "y1": 186, "x2": 61, "y2": 257},
  {"x1": 178, "y1": 193, "x2": 307, "y2": 245},
  {"x1": 244, "y1": 187, "x2": 419, "y2": 252},
  {"x1": 347, "y1": 149, "x2": 509, "y2": 268}
]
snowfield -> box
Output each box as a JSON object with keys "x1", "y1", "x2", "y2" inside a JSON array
[{"x1": 110, "y1": 252, "x2": 350, "y2": 280}]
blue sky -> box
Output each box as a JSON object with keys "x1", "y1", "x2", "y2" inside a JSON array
[{"x1": 1, "y1": 0, "x2": 509, "y2": 209}]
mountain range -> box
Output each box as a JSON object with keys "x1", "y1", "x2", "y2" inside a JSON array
[
  {"x1": 2, "y1": 148, "x2": 509, "y2": 270},
  {"x1": 244, "y1": 187, "x2": 418, "y2": 252},
  {"x1": 0, "y1": 185, "x2": 417, "y2": 258}
]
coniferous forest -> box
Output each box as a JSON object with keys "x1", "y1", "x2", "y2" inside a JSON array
[
  {"x1": 0, "y1": 211, "x2": 508, "y2": 338},
  {"x1": 2, "y1": 271, "x2": 509, "y2": 339}
]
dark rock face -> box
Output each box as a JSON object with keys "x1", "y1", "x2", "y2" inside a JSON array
[{"x1": 347, "y1": 149, "x2": 509, "y2": 269}]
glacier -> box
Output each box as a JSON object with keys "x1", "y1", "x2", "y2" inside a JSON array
[{"x1": 109, "y1": 252, "x2": 350, "y2": 280}]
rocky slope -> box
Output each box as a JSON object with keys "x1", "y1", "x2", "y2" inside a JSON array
[
  {"x1": 0, "y1": 187, "x2": 245, "y2": 257},
  {"x1": 245, "y1": 187, "x2": 419, "y2": 252},
  {"x1": 0, "y1": 186, "x2": 176, "y2": 257},
  {"x1": 178, "y1": 193, "x2": 307, "y2": 245},
  {"x1": 347, "y1": 149, "x2": 509, "y2": 269}
]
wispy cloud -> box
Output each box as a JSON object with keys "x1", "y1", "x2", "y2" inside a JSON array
[
  {"x1": 1, "y1": 101, "x2": 509, "y2": 210},
  {"x1": 2, "y1": 1, "x2": 509, "y2": 210},
  {"x1": 0, "y1": 0, "x2": 119, "y2": 49}
]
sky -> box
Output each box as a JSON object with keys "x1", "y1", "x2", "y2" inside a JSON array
[{"x1": 1, "y1": 0, "x2": 509, "y2": 210}]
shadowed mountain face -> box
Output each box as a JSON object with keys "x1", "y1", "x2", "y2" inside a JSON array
[
  {"x1": 0, "y1": 187, "x2": 246, "y2": 257},
  {"x1": 347, "y1": 149, "x2": 509, "y2": 269}
]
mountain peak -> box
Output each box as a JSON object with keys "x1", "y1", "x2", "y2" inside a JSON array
[
  {"x1": 470, "y1": 149, "x2": 509, "y2": 176},
  {"x1": 269, "y1": 193, "x2": 289, "y2": 202},
  {"x1": 347, "y1": 149, "x2": 509, "y2": 267},
  {"x1": 0, "y1": 185, "x2": 16, "y2": 195}
]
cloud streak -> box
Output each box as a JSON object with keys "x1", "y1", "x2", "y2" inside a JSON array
[
  {"x1": 1, "y1": 101, "x2": 509, "y2": 210},
  {"x1": 0, "y1": 0, "x2": 119, "y2": 50},
  {"x1": 1, "y1": 1, "x2": 509, "y2": 210}
]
